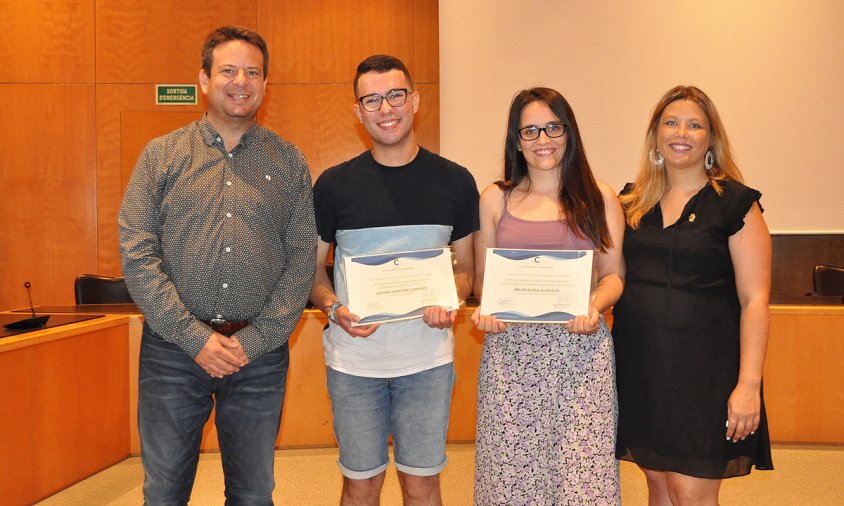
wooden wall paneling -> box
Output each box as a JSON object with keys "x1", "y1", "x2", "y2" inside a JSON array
[
  {"x1": 95, "y1": 84, "x2": 206, "y2": 276},
  {"x1": 259, "y1": 0, "x2": 415, "y2": 84},
  {"x1": 260, "y1": 82, "x2": 439, "y2": 184},
  {"x1": 0, "y1": 85, "x2": 97, "y2": 310},
  {"x1": 95, "y1": 0, "x2": 258, "y2": 83},
  {"x1": 120, "y1": 111, "x2": 209, "y2": 189},
  {"x1": 0, "y1": 347, "x2": 36, "y2": 505},
  {"x1": 261, "y1": 83, "x2": 439, "y2": 179},
  {"x1": 260, "y1": 84, "x2": 370, "y2": 179},
  {"x1": 414, "y1": 83, "x2": 440, "y2": 153},
  {"x1": 412, "y1": 0, "x2": 439, "y2": 84},
  {"x1": 0, "y1": 0, "x2": 94, "y2": 83},
  {"x1": 31, "y1": 325, "x2": 130, "y2": 499},
  {"x1": 771, "y1": 234, "x2": 844, "y2": 296},
  {"x1": 764, "y1": 310, "x2": 844, "y2": 443},
  {"x1": 95, "y1": 2, "x2": 440, "y2": 275}
]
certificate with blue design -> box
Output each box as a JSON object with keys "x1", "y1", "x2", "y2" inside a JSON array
[
  {"x1": 480, "y1": 248, "x2": 595, "y2": 323},
  {"x1": 344, "y1": 248, "x2": 459, "y2": 325}
]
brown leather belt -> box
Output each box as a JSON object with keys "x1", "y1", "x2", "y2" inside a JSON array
[{"x1": 202, "y1": 318, "x2": 249, "y2": 337}]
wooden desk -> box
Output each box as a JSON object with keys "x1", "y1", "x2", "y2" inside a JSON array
[
  {"x1": 126, "y1": 304, "x2": 844, "y2": 451},
  {"x1": 124, "y1": 310, "x2": 335, "y2": 454},
  {"x1": 0, "y1": 314, "x2": 133, "y2": 505},
  {"x1": 763, "y1": 305, "x2": 844, "y2": 443},
  {"x1": 3, "y1": 304, "x2": 839, "y2": 504},
  {"x1": 125, "y1": 309, "x2": 487, "y2": 454},
  {"x1": 15, "y1": 303, "x2": 140, "y2": 314},
  {"x1": 267, "y1": 305, "x2": 844, "y2": 447}
]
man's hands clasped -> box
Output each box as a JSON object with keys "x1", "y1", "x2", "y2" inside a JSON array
[{"x1": 195, "y1": 332, "x2": 249, "y2": 379}]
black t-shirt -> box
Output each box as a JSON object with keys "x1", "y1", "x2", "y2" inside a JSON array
[{"x1": 313, "y1": 147, "x2": 479, "y2": 244}]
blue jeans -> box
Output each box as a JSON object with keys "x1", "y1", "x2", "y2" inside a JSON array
[
  {"x1": 326, "y1": 363, "x2": 455, "y2": 479},
  {"x1": 138, "y1": 324, "x2": 288, "y2": 505}
]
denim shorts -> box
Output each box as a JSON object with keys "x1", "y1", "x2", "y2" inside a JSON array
[{"x1": 326, "y1": 362, "x2": 455, "y2": 479}]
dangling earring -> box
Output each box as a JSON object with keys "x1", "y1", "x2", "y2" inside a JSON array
[
  {"x1": 704, "y1": 149, "x2": 715, "y2": 171},
  {"x1": 649, "y1": 148, "x2": 664, "y2": 166}
]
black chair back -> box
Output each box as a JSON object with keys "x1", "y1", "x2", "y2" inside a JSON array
[
  {"x1": 74, "y1": 274, "x2": 133, "y2": 304},
  {"x1": 813, "y1": 265, "x2": 844, "y2": 296}
]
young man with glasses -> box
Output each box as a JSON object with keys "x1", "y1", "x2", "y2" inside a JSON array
[{"x1": 310, "y1": 54, "x2": 479, "y2": 505}]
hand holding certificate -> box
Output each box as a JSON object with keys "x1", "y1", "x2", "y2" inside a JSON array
[
  {"x1": 479, "y1": 248, "x2": 595, "y2": 323},
  {"x1": 343, "y1": 248, "x2": 459, "y2": 326}
]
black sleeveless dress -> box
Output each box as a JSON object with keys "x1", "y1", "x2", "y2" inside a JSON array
[{"x1": 613, "y1": 180, "x2": 774, "y2": 478}]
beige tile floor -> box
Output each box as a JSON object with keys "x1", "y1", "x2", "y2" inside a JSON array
[{"x1": 37, "y1": 444, "x2": 844, "y2": 505}]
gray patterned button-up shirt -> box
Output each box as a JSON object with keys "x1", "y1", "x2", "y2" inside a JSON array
[{"x1": 119, "y1": 115, "x2": 317, "y2": 361}]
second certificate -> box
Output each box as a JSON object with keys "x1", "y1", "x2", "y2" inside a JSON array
[
  {"x1": 344, "y1": 248, "x2": 459, "y2": 326},
  {"x1": 480, "y1": 248, "x2": 594, "y2": 323}
]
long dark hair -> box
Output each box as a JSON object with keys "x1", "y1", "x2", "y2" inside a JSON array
[{"x1": 500, "y1": 87, "x2": 611, "y2": 251}]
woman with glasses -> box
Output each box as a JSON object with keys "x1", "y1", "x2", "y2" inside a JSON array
[
  {"x1": 613, "y1": 86, "x2": 773, "y2": 504},
  {"x1": 471, "y1": 87, "x2": 625, "y2": 504}
]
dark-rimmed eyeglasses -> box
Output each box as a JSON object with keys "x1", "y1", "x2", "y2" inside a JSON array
[
  {"x1": 358, "y1": 88, "x2": 410, "y2": 112},
  {"x1": 518, "y1": 122, "x2": 567, "y2": 141}
]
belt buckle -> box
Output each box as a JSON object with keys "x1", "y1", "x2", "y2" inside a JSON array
[{"x1": 210, "y1": 318, "x2": 227, "y2": 330}]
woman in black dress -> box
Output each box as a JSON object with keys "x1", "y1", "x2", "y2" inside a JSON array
[{"x1": 613, "y1": 86, "x2": 773, "y2": 505}]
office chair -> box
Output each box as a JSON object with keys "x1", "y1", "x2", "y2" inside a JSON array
[
  {"x1": 813, "y1": 264, "x2": 844, "y2": 296},
  {"x1": 74, "y1": 274, "x2": 133, "y2": 304}
]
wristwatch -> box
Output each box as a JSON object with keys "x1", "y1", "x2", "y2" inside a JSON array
[{"x1": 324, "y1": 301, "x2": 343, "y2": 322}]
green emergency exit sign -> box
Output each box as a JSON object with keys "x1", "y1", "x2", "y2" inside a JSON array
[{"x1": 156, "y1": 84, "x2": 198, "y2": 105}]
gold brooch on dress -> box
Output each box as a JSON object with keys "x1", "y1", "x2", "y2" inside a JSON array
[{"x1": 688, "y1": 213, "x2": 696, "y2": 223}]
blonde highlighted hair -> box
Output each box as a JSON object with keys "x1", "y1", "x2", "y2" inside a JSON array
[{"x1": 621, "y1": 86, "x2": 745, "y2": 228}]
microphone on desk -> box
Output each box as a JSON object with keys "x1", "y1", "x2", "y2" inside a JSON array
[{"x1": 3, "y1": 281, "x2": 51, "y2": 330}]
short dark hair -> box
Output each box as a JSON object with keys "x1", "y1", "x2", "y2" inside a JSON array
[
  {"x1": 353, "y1": 55, "x2": 413, "y2": 96},
  {"x1": 201, "y1": 26, "x2": 269, "y2": 78}
]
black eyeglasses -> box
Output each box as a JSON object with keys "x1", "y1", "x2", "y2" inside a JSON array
[
  {"x1": 358, "y1": 88, "x2": 411, "y2": 112},
  {"x1": 518, "y1": 122, "x2": 567, "y2": 141}
]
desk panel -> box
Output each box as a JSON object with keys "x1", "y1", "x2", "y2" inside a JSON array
[
  {"x1": 0, "y1": 346, "x2": 35, "y2": 502},
  {"x1": 127, "y1": 309, "x2": 488, "y2": 453},
  {"x1": 764, "y1": 305, "x2": 844, "y2": 443},
  {"x1": 3, "y1": 304, "x2": 842, "y2": 504},
  {"x1": 9, "y1": 302, "x2": 836, "y2": 503},
  {"x1": 126, "y1": 305, "x2": 844, "y2": 452},
  {"x1": 0, "y1": 315, "x2": 131, "y2": 505}
]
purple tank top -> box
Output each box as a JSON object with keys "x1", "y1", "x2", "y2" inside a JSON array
[{"x1": 496, "y1": 205, "x2": 596, "y2": 250}]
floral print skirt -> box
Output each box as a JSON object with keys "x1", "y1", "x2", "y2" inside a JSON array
[{"x1": 474, "y1": 319, "x2": 619, "y2": 505}]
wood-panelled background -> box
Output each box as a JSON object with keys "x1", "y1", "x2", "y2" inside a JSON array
[
  {"x1": 0, "y1": 0, "x2": 439, "y2": 311},
  {"x1": 771, "y1": 234, "x2": 844, "y2": 297}
]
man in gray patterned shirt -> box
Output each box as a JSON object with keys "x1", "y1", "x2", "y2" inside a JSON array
[{"x1": 119, "y1": 26, "x2": 316, "y2": 505}]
